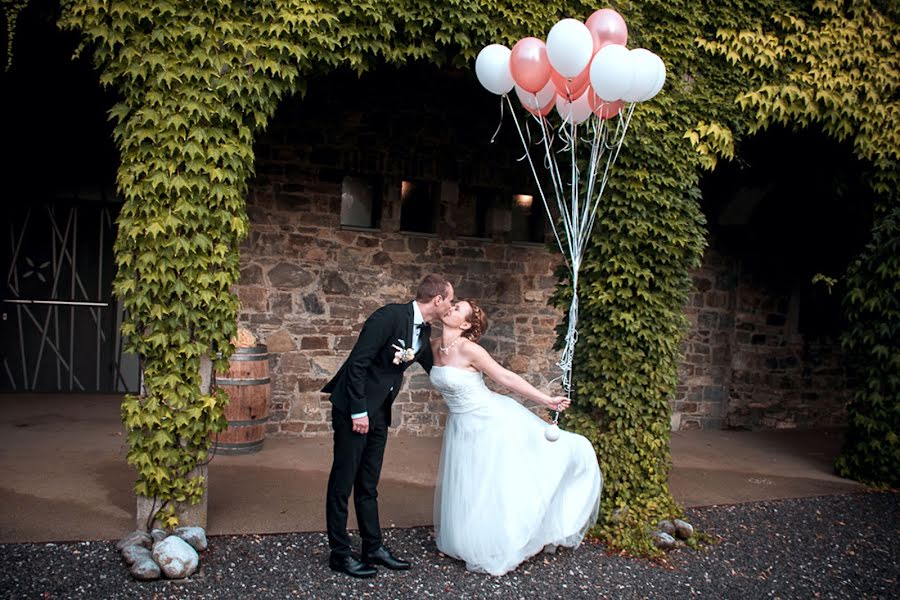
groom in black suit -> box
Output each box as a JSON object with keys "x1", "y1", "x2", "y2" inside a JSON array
[{"x1": 322, "y1": 274, "x2": 454, "y2": 578}]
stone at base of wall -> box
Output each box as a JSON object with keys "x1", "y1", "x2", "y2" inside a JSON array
[
  {"x1": 135, "y1": 466, "x2": 208, "y2": 530},
  {"x1": 671, "y1": 413, "x2": 682, "y2": 431}
]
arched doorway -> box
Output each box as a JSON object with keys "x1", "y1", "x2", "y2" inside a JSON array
[{"x1": 678, "y1": 125, "x2": 874, "y2": 430}]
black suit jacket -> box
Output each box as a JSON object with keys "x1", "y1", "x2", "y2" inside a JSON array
[{"x1": 321, "y1": 302, "x2": 433, "y2": 427}]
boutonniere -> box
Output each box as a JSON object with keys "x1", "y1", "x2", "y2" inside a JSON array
[{"x1": 391, "y1": 339, "x2": 415, "y2": 365}]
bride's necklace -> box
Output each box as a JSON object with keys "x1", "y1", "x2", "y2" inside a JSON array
[{"x1": 439, "y1": 336, "x2": 463, "y2": 355}]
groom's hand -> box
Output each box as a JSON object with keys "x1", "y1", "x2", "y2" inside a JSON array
[{"x1": 352, "y1": 415, "x2": 369, "y2": 435}]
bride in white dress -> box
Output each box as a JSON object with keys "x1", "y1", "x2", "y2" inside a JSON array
[{"x1": 430, "y1": 300, "x2": 602, "y2": 576}]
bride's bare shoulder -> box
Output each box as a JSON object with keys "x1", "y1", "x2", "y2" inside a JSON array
[{"x1": 459, "y1": 338, "x2": 489, "y2": 358}]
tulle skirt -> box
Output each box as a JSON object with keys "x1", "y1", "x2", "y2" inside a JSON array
[{"x1": 434, "y1": 392, "x2": 602, "y2": 576}]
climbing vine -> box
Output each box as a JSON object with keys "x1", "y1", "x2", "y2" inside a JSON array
[
  {"x1": 2, "y1": 0, "x2": 32, "y2": 71},
  {"x1": 696, "y1": 0, "x2": 899, "y2": 488},
  {"x1": 54, "y1": 0, "x2": 897, "y2": 547},
  {"x1": 57, "y1": 0, "x2": 317, "y2": 528}
]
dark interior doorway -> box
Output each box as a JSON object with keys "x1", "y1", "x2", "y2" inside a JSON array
[
  {"x1": 699, "y1": 125, "x2": 875, "y2": 338},
  {"x1": 3, "y1": 0, "x2": 118, "y2": 200},
  {"x1": 2, "y1": 2, "x2": 136, "y2": 392}
]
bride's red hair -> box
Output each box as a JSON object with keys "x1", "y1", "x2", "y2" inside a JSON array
[{"x1": 461, "y1": 300, "x2": 488, "y2": 342}]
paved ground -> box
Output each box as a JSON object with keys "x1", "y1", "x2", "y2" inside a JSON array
[
  {"x1": 0, "y1": 394, "x2": 867, "y2": 543},
  {"x1": 1, "y1": 394, "x2": 895, "y2": 599}
]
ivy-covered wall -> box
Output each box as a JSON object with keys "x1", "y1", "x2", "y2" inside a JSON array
[
  {"x1": 48, "y1": 0, "x2": 897, "y2": 548},
  {"x1": 232, "y1": 67, "x2": 852, "y2": 437}
]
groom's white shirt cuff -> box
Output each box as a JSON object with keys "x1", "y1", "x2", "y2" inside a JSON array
[{"x1": 351, "y1": 411, "x2": 367, "y2": 419}]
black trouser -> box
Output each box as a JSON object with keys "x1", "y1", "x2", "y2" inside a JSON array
[{"x1": 326, "y1": 404, "x2": 388, "y2": 558}]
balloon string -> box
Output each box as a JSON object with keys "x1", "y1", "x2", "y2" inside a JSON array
[
  {"x1": 514, "y1": 116, "x2": 538, "y2": 164},
  {"x1": 581, "y1": 103, "x2": 636, "y2": 249},
  {"x1": 489, "y1": 94, "x2": 506, "y2": 144},
  {"x1": 535, "y1": 116, "x2": 573, "y2": 253},
  {"x1": 504, "y1": 94, "x2": 639, "y2": 411},
  {"x1": 505, "y1": 94, "x2": 571, "y2": 272},
  {"x1": 557, "y1": 117, "x2": 574, "y2": 152}
]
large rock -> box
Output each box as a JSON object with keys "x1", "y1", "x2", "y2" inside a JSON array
[
  {"x1": 175, "y1": 526, "x2": 208, "y2": 552},
  {"x1": 674, "y1": 518, "x2": 695, "y2": 539},
  {"x1": 150, "y1": 529, "x2": 168, "y2": 543},
  {"x1": 651, "y1": 531, "x2": 677, "y2": 550},
  {"x1": 130, "y1": 557, "x2": 161, "y2": 581},
  {"x1": 657, "y1": 519, "x2": 676, "y2": 536},
  {"x1": 116, "y1": 530, "x2": 151, "y2": 551},
  {"x1": 152, "y1": 535, "x2": 200, "y2": 579},
  {"x1": 121, "y1": 545, "x2": 152, "y2": 566}
]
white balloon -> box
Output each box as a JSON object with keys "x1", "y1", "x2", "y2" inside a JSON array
[
  {"x1": 475, "y1": 44, "x2": 515, "y2": 95},
  {"x1": 621, "y1": 49, "x2": 661, "y2": 103},
  {"x1": 555, "y1": 89, "x2": 592, "y2": 124},
  {"x1": 546, "y1": 18, "x2": 594, "y2": 78},
  {"x1": 544, "y1": 423, "x2": 560, "y2": 442},
  {"x1": 589, "y1": 44, "x2": 634, "y2": 102},
  {"x1": 642, "y1": 54, "x2": 667, "y2": 101},
  {"x1": 515, "y1": 80, "x2": 556, "y2": 112}
]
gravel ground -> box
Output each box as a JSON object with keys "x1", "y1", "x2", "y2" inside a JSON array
[{"x1": 1, "y1": 491, "x2": 897, "y2": 599}]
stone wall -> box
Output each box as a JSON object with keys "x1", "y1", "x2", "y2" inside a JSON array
[
  {"x1": 236, "y1": 68, "x2": 563, "y2": 437},
  {"x1": 677, "y1": 242, "x2": 850, "y2": 430},
  {"x1": 234, "y1": 69, "x2": 850, "y2": 436}
]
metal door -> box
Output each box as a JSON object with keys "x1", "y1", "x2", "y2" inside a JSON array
[{"x1": 1, "y1": 201, "x2": 139, "y2": 392}]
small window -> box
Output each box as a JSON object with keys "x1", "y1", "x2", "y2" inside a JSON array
[
  {"x1": 510, "y1": 192, "x2": 545, "y2": 243},
  {"x1": 400, "y1": 179, "x2": 438, "y2": 234},
  {"x1": 341, "y1": 175, "x2": 381, "y2": 229}
]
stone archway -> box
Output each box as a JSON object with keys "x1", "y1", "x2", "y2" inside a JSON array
[{"x1": 675, "y1": 125, "x2": 874, "y2": 431}]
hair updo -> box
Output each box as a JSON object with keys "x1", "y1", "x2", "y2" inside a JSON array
[{"x1": 460, "y1": 300, "x2": 488, "y2": 342}]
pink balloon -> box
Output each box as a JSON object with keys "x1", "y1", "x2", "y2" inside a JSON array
[
  {"x1": 550, "y1": 65, "x2": 590, "y2": 102},
  {"x1": 588, "y1": 91, "x2": 625, "y2": 119},
  {"x1": 510, "y1": 37, "x2": 552, "y2": 93},
  {"x1": 585, "y1": 9, "x2": 628, "y2": 53}
]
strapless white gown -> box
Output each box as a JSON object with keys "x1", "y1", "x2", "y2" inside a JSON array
[{"x1": 430, "y1": 365, "x2": 602, "y2": 576}]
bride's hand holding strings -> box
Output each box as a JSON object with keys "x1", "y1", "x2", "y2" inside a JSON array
[{"x1": 550, "y1": 396, "x2": 570, "y2": 411}]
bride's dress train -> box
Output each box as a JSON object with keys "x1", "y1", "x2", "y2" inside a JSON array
[{"x1": 430, "y1": 365, "x2": 602, "y2": 576}]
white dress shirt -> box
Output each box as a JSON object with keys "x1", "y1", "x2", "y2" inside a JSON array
[{"x1": 412, "y1": 301, "x2": 425, "y2": 353}]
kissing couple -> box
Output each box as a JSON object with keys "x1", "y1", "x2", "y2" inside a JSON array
[{"x1": 322, "y1": 274, "x2": 602, "y2": 577}]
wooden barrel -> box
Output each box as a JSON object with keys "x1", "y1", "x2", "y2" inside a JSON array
[{"x1": 213, "y1": 345, "x2": 270, "y2": 455}]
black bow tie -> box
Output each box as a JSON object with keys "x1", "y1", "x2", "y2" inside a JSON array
[{"x1": 416, "y1": 322, "x2": 428, "y2": 330}]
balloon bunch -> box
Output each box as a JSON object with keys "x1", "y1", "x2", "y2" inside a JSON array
[
  {"x1": 474, "y1": 9, "x2": 666, "y2": 437},
  {"x1": 475, "y1": 9, "x2": 665, "y2": 121}
]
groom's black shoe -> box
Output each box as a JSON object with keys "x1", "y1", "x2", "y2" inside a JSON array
[
  {"x1": 329, "y1": 553, "x2": 377, "y2": 578},
  {"x1": 362, "y1": 546, "x2": 411, "y2": 570}
]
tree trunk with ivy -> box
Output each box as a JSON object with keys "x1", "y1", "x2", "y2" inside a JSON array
[{"x1": 58, "y1": 0, "x2": 314, "y2": 529}]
